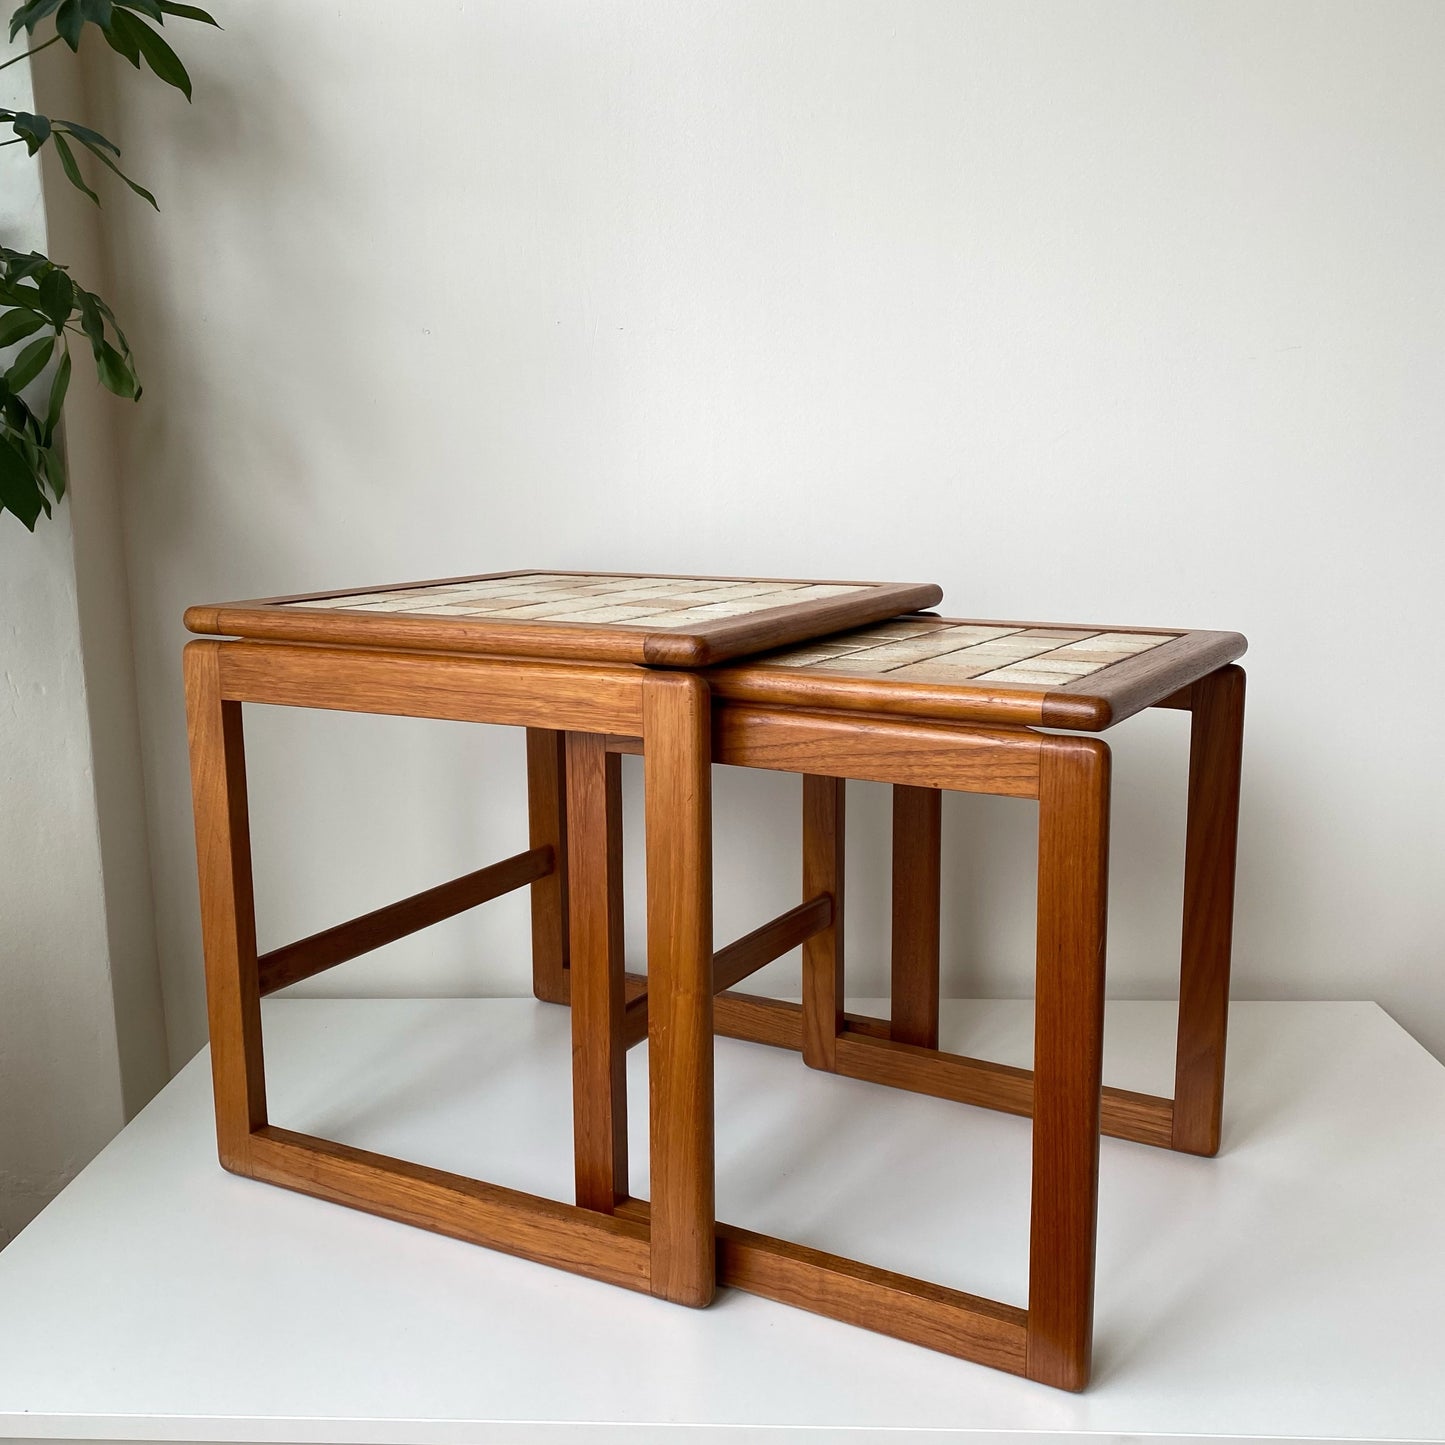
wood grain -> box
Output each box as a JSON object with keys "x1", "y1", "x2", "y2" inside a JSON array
[
  {"x1": 186, "y1": 572, "x2": 943, "y2": 669},
  {"x1": 250, "y1": 1127, "x2": 651, "y2": 1292},
  {"x1": 613, "y1": 1199, "x2": 1026, "y2": 1376},
  {"x1": 1043, "y1": 629, "x2": 1248, "y2": 729},
  {"x1": 831, "y1": 1031, "x2": 1172, "y2": 1149},
  {"x1": 712, "y1": 993, "x2": 891, "y2": 1049},
  {"x1": 184, "y1": 641, "x2": 266, "y2": 1173},
  {"x1": 801, "y1": 775, "x2": 846, "y2": 1071},
  {"x1": 1172, "y1": 665, "x2": 1246, "y2": 1156},
  {"x1": 716, "y1": 1223, "x2": 1027, "y2": 1375},
  {"x1": 1027, "y1": 736, "x2": 1110, "y2": 1392},
  {"x1": 716, "y1": 706, "x2": 1042, "y2": 798},
  {"x1": 715, "y1": 895, "x2": 833, "y2": 994},
  {"x1": 890, "y1": 785, "x2": 942, "y2": 1048},
  {"x1": 526, "y1": 729, "x2": 571, "y2": 1005},
  {"x1": 643, "y1": 673, "x2": 716, "y2": 1306},
  {"x1": 566, "y1": 732, "x2": 628, "y2": 1212},
  {"x1": 218, "y1": 641, "x2": 644, "y2": 735},
  {"x1": 709, "y1": 624, "x2": 1246, "y2": 734},
  {"x1": 258, "y1": 847, "x2": 550, "y2": 996},
  {"x1": 622, "y1": 897, "x2": 835, "y2": 1049}
]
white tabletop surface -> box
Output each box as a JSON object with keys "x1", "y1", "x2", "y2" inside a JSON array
[{"x1": 0, "y1": 997, "x2": 1441, "y2": 1445}]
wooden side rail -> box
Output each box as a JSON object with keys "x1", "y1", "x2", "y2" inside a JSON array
[
  {"x1": 613, "y1": 1198, "x2": 1027, "y2": 1375},
  {"x1": 621, "y1": 895, "x2": 835, "y2": 1049},
  {"x1": 711, "y1": 993, "x2": 1174, "y2": 1149},
  {"x1": 249, "y1": 1127, "x2": 652, "y2": 1292},
  {"x1": 258, "y1": 845, "x2": 552, "y2": 996}
]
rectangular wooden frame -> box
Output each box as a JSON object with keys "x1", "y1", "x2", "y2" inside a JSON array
[
  {"x1": 541, "y1": 663, "x2": 1244, "y2": 1389},
  {"x1": 183, "y1": 570, "x2": 945, "y2": 668},
  {"x1": 183, "y1": 639, "x2": 719, "y2": 1307}
]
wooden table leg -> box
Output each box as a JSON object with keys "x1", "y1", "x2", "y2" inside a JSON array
[
  {"x1": 566, "y1": 731, "x2": 628, "y2": 1213},
  {"x1": 1026, "y1": 735, "x2": 1109, "y2": 1392},
  {"x1": 184, "y1": 641, "x2": 267, "y2": 1175},
  {"x1": 801, "y1": 775, "x2": 846, "y2": 1071},
  {"x1": 526, "y1": 728, "x2": 570, "y2": 1006},
  {"x1": 643, "y1": 673, "x2": 716, "y2": 1307},
  {"x1": 1172, "y1": 664, "x2": 1246, "y2": 1157},
  {"x1": 890, "y1": 784, "x2": 942, "y2": 1049}
]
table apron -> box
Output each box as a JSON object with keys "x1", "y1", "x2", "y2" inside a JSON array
[{"x1": 212, "y1": 639, "x2": 646, "y2": 734}]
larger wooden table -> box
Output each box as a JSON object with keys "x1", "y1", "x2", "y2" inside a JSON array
[{"x1": 183, "y1": 569, "x2": 941, "y2": 1312}]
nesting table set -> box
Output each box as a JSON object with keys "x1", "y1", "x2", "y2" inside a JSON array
[{"x1": 183, "y1": 570, "x2": 1246, "y2": 1392}]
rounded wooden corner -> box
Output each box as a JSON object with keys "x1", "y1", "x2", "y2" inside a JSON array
[
  {"x1": 184, "y1": 605, "x2": 222, "y2": 635},
  {"x1": 1039, "y1": 730, "x2": 1112, "y2": 779},
  {"x1": 1040, "y1": 692, "x2": 1113, "y2": 731},
  {"x1": 642, "y1": 633, "x2": 714, "y2": 668}
]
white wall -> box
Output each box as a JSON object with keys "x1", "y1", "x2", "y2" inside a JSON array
[
  {"x1": 71, "y1": 1, "x2": 1445, "y2": 1068},
  {"x1": 0, "y1": 37, "x2": 167, "y2": 1244}
]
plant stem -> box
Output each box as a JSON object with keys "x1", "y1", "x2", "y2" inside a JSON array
[{"x1": 0, "y1": 34, "x2": 62, "y2": 73}]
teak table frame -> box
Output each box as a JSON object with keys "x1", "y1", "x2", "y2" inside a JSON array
[
  {"x1": 184, "y1": 639, "x2": 720, "y2": 1307},
  {"x1": 184, "y1": 576, "x2": 1244, "y2": 1396},
  {"x1": 534, "y1": 648, "x2": 1245, "y2": 1391},
  {"x1": 183, "y1": 571, "x2": 943, "y2": 1315}
]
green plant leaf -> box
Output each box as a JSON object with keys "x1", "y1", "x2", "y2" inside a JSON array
[
  {"x1": 36, "y1": 266, "x2": 74, "y2": 327},
  {"x1": 51, "y1": 132, "x2": 100, "y2": 203},
  {"x1": 9, "y1": 0, "x2": 64, "y2": 41},
  {"x1": 5, "y1": 335, "x2": 55, "y2": 391},
  {"x1": 0, "y1": 432, "x2": 45, "y2": 529},
  {"x1": 87, "y1": 291, "x2": 131, "y2": 353},
  {"x1": 104, "y1": 6, "x2": 142, "y2": 62},
  {"x1": 0, "y1": 282, "x2": 46, "y2": 314},
  {"x1": 9, "y1": 110, "x2": 52, "y2": 154},
  {"x1": 115, "y1": 0, "x2": 163, "y2": 19},
  {"x1": 95, "y1": 339, "x2": 138, "y2": 397},
  {"x1": 76, "y1": 290, "x2": 105, "y2": 348},
  {"x1": 112, "y1": 8, "x2": 191, "y2": 95},
  {"x1": 51, "y1": 117, "x2": 117, "y2": 152},
  {"x1": 42, "y1": 437, "x2": 65, "y2": 500},
  {"x1": 0, "y1": 308, "x2": 46, "y2": 346},
  {"x1": 43, "y1": 345, "x2": 71, "y2": 440},
  {"x1": 1, "y1": 249, "x2": 55, "y2": 281},
  {"x1": 80, "y1": 0, "x2": 113, "y2": 23},
  {"x1": 66, "y1": 129, "x2": 157, "y2": 206},
  {"x1": 158, "y1": 0, "x2": 218, "y2": 23},
  {"x1": 55, "y1": 0, "x2": 84, "y2": 48}
]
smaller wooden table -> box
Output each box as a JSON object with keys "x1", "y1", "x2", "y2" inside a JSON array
[
  {"x1": 567, "y1": 613, "x2": 1246, "y2": 1390},
  {"x1": 182, "y1": 569, "x2": 941, "y2": 1314}
]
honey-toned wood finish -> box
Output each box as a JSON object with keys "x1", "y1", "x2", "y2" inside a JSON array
[
  {"x1": 642, "y1": 672, "x2": 716, "y2": 1307},
  {"x1": 890, "y1": 785, "x2": 942, "y2": 1049},
  {"x1": 257, "y1": 847, "x2": 550, "y2": 996},
  {"x1": 1172, "y1": 664, "x2": 1246, "y2": 1156},
  {"x1": 184, "y1": 635, "x2": 728, "y2": 1320},
  {"x1": 1026, "y1": 736, "x2": 1110, "y2": 1391},
  {"x1": 217, "y1": 640, "x2": 644, "y2": 735},
  {"x1": 250, "y1": 1127, "x2": 652, "y2": 1292},
  {"x1": 801, "y1": 776, "x2": 846, "y2": 1072},
  {"x1": 710, "y1": 994, "x2": 1173, "y2": 1149},
  {"x1": 620, "y1": 896, "x2": 832, "y2": 1050},
  {"x1": 614, "y1": 1198, "x2": 1027, "y2": 1375},
  {"x1": 525, "y1": 729, "x2": 570, "y2": 1005},
  {"x1": 716, "y1": 706, "x2": 1041, "y2": 797},
  {"x1": 185, "y1": 642, "x2": 268, "y2": 1173},
  {"x1": 709, "y1": 622, "x2": 1246, "y2": 732},
  {"x1": 566, "y1": 732, "x2": 628, "y2": 1212},
  {"x1": 185, "y1": 569, "x2": 944, "y2": 669}
]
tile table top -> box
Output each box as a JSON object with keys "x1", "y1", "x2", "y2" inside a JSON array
[
  {"x1": 184, "y1": 570, "x2": 944, "y2": 667},
  {"x1": 708, "y1": 615, "x2": 1246, "y2": 730}
]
